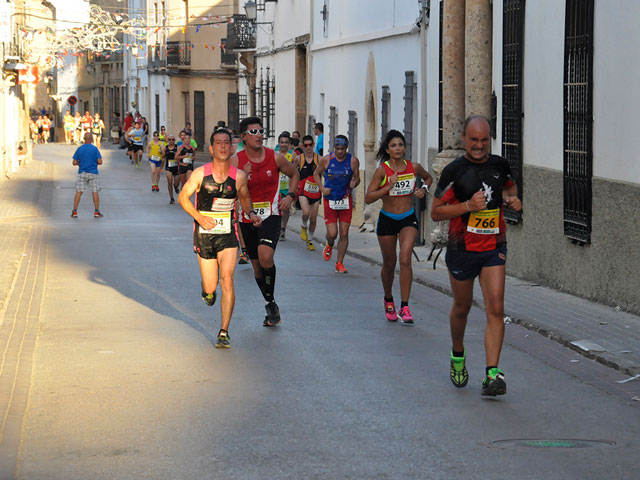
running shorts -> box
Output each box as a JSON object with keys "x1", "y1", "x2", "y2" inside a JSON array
[
  {"x1": 376, "y1": 210, "x2": 419, "y2": 237},
  {"x1": 193, "y1": 230, "x2": 238, "y2": 259},
  {"x1": 166, "y1": 165, "x2": 179, "y2": 176},
  {"x1": 323, "y1": 196, "x2": 353, "y2": 225},
  {"x1": 239, "y1": 215, "x2": 281, "y2": 260},
  {"x1": 178, "y1": 164, "x2": 194, "y2": 175},
  {"x1": 445, "y1": 244, "x2": 507, "y2": 281}
]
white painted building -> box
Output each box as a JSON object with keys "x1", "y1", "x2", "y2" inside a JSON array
[{"x1": 124, "y1": 0, "x2": 150, "y2": 122}]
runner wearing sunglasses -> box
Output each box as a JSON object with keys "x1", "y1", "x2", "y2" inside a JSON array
[
  {"x1": 294, "y1": 135, "x2": 321, "y2": 251},
  {"x1": 164, "y1": 136, "x2": 180, "y2": 204},
  {"x1": 231, "y1": 117, "x2": 300, "y2": 327}
]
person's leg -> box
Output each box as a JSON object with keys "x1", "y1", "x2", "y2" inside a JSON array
[
  {"x1": 448, "y1": 273, "x2": 474, "y2": 353},
  {"x1": 397, "y1": 227, "x2": 418, "y2": 303},
  {"x1": 309, "y1": 201, "x2": 320, "y2": 237},
  {"x1": 478, "y1": 264, "x2": 506, "y2": 368},
  {"x1": 377, "y1": 235, "x2": 397, "y2": 299},
  {"x1": 216, "y1": 247, "x2": 239, "y2": 332},
  {"x1": 166, "y1": 172, "x2": 174, "y2": 200},
  {"x1": 150, "y1": 163, "x2": 156, "y2": 188},
  {"x1": 281, "y1": 208, "x2": 290, "y2": 234},
  {"x1": 336, "y1": 221, "x2": 350, "y2": 264},
  {"x1": 198, "y1": 255, "x2": 219, "y2": 297},
  {"x1": 325, "y1": 222, "x2": 338, "y2": 246},
  {"x1": 299, "y1": 196, "x2": 310, "y2": 240},
  {"x1": 73, "y1": 191, "x2": 83, "y2": 210},
  {"x1": 91, "y1": 192, "x2": 100, "y2": 210},
  {"x1": 185, "y1": 169, "x2": 192, "y2": 183}
]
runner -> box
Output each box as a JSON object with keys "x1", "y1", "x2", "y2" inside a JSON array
[
  {"x1": 231, "y1": 134, "x2": 249, "y2": 263},
  {"x1": 364, "y1": 130, "x2": 433, "y2": 324},
  {"x1": 81, "y1": 111, "x2": 93, "y2": 137},
  {"x1": 35, "y1": 115, "x2": 43, "y2": 143},
  {"x1": 147, "y1": 131, "x2": 165, "y2": 192},
  {"x1": 159, "y1": 126, "x2": 167, "y2": 143},
  {"x1": 430, "y1": 115, "x2": 522, "y2": 396},
  {"x1": 73, "y1": 112, "x2": 83, "y2": 144},
  {"x1": 313, "y1": 135, "x2": 360, "y2": 273},
  {"x1": 164, "y1": 135, "x2": 180, "y2": 204},
  {"x1": 126, "y1": 121, "x2": 145, "y2": 168},
  {"x1": 92, "y1": 113, "x2": 105, "y2": 149},
  {"x1": 41, "y1": 115, "x2": 51, "y2": 143},
  {"x1": 179, "y1": 128, "x2": 262, "y2": 348},
  {"x1": 294, "y1": 135, "x2": 321, "y2": 251},
  {"x1": 176, "y1": 132, "x2": 197, "y2": 189},
  {"x1": 276, "y1": 131, "x2": 296, "y2": 240},
  {"x1": 231, "y1": 116, "x2": 299, "y2": 326},
  {"x1": 64, "y1": 111, "x2": 75, "y2": 144}
]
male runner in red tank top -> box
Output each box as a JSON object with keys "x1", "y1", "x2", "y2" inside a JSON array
[{"x1": 231, "y1": 117, "x2": 300, "y2": 326}]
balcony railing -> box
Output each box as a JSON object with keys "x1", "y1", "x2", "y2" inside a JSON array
[
  {"x1": 147, "y1": 44, "x2": 167, "y2": 68},
  {"x1": 94, "y1": 51, "x2": 123, "y2": 63},
  {"x1": 220, "y1": 39, "x2": 237, "y2": 69},
  {"x1": 226, "y1": 15, "x2": 256, "y2": 51},
  {"x1": 167, "y1": 41, "x2": 191, "y2": 67}
]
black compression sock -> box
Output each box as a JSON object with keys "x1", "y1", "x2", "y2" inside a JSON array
[
  {"x1": 400, "y1": 301, "x2": 409, "y2": 308},
  {"x1": 452, "y1": 349, "x2": 465, "y2": 358},
  {"x1": 255, "y1": 275, "x2": 267, "y2": 300},
  {"x1": 384, "y1": 296, "x2": 394, "y2": 303},
  {"x1": 262, "y1": 265, "x2": 276, "y2": 303},
  {"x1": 486, "y1": 366, "x2": 498, "y2": 376}
]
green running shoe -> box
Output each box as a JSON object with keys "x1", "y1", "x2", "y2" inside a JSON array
[
  {"x1": 202, "y1": 290, "x2": 216, "y2": 307},
  {"x1": 450, "y1": 351, "x2": 469, "y2": 388},
  {"x1": 215, "y1": 330, "x2": 230, "y2": 349},
  {"x1": 481, "y1": 368, "x2": 506, "y2": 396}
]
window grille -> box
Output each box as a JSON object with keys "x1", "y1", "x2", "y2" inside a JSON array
[
  {"x1": 563, "y1": 0, "x2": 593, "y2": 244},
  {"x1": 228, "y1": 92, "x2": 240, "y2": 133},
  {"x1": 502, "y1": 0, "x2": 525, "y2": 224},
  {"x1": 256, "y1": 67, "x2": 275, "y2": 139},
  {"x1": 403, "y1": 71, "x2": 416, "y2": 161},
  {"x1": 347, "y1": 110, "x2": 357, "y2": 154},
  {"x1": 308, "y1": 115, "x2": 315, "y2": 137},
  {"x1": 226, "y1": 15, "x2": 256, "y2": 51},
  {"x1": 381, "y1": 86, "x2": 390, "y2": 140},
  {"x1": 329, "y1": 106, "x2": 337, "y2": 151},
  {"x1": 238, "y1": 94, "x2": 248, "y2": 120}
]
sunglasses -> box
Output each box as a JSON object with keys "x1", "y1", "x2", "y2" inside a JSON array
[
  {"x1": 244, "y1": 128, "x2": 265, "y2": 135},
  {"x1": 303, "y1": 143, "x2": 314, "y2": 147},
  {"x1": 168, "y1": 138, "x2": 175, "y2": 141}
]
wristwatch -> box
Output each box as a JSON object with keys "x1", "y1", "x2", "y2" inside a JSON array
[{"x1": 287, "y1": 192, "x2": 296, "y2": 199}]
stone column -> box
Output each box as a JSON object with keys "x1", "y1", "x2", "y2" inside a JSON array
[{"x1": 465, "y1": 0, "x2": 492, "y2": 118}]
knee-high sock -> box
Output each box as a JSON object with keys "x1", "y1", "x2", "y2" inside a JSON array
[
  {"x1": 262, "y1": 265, "x2": 276, "y2": 303},
  {"x1": 255, "y1": 274, "x2": 267, "y2": 300}
]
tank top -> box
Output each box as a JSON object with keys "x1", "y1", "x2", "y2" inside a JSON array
[
  {"x1": 194, "y1": 163, "x2": 238, "y2": 236},
  {"x1": 379, "y1": 160, "x2": 416, "y2": 197},
  {"x1": 92, "y1": 121, "x2": 102, "y2": 135},
  {"x1": 165, "y1": 145, "x2": 178, "y2": 167},
  {"x1": 324, "y1": 153, "x2": 353, "y2": 201},
  {"x1": 236, "y1": 148, "x2": 280, "y2": 222},
  {"x1": 130, "y1": 128, "x2": 144, "y2": 145},
  {"x1": 180, "y1": 145, "x2": 195, "y2": 164},
  {"x1": 297, "y1": 153, "x2": 321, "y2": 199},
  {"x1": 149, "y1": 141, "x2": 163, "y2": 161}
]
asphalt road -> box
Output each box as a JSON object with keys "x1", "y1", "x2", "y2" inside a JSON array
[{"x1": 12, "y1": 144, "x2": 640, "y2": 479}]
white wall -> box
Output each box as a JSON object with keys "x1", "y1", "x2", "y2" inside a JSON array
[
  {"x1": 593, "y1": 1, "x2": 640, "y2": 183},
  {"x1": 521, "y1": 0, "x2": 565, "y2": 172}
]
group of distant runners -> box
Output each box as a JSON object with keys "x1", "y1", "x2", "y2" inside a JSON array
[{"x1": 69, "y1": 112, "x2": 521, "y2": 397}]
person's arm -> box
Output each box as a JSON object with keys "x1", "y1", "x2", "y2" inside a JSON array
[
  {"x1": 413, "y1": 163, "x2": 433, "y2": 199},
  {"x1": 502, "y1": 183, "x2": 522, "y2": 211},
  {"x1": 97, "y1": 154, "x2": 103, "y2": 166},
  {"x1": 72, "y1": 154, "x2": 79, "y2": 166},
  {"x1": 349, "y1": 155, "x2": 361, "y2": 190},
  {"x1": 314, "y1": 156, "x2": 330, "y2": 196},
  {"x1": 175, "y1": 145, "x2": 185, "y2": 161},
  {"x1": 236, "y1": 169, "x2": 262, "y2": 227},
  {"x1": 178, "y1": 167, "x2": 216, "y2": 230},
  {"x1": 275, "y1": 152, "x2": 300, "y2": 210},
  {"x1": 364, "y1": 166, "x2": 394, "y2": 204}
]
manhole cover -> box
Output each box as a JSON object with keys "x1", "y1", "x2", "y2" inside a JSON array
[{"x1": 490, "y1": 439, "x2": 615, "y2": 449}]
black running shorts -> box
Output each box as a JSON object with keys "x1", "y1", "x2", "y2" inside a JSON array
[
  {"x1": 178, "y1": 164, "x2": 194, "y2": 174},
  {"x1": 166, "y1": 165, "x2": 179, "y2": 176},
  {"x1": 239, "y1": 215, "x2": 281, "y2": 260},
  {"x1": 193, "y1": 230, "x2": 238, "y2": 259},
  {"x1": 376, "y1": 210, "x2": 419, "y2": 237},
  {"x1": 445, "y1": 244, "x2": 507, "y2": 281}
]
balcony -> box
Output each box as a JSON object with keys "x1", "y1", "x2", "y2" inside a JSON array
[
  {"x1": 225, "y1": 15, "x2": 256, "y2": 51},
  {"x1": 167, "y1": 41, "x2": 191, "y2": 68},
  {"x1": 147, "y1": 44, "x2": 167, "y2": 69},
  {"x1": 220, "y1": 39, "x2": 237, "y2": 69},
  {"x1": 93, "y1": 51, "x2": 123, "y2": 63}
]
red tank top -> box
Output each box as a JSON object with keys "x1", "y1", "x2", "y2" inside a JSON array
[
  {"x1": 237, "y1": 148, "x2": 280, "y2": 222},
  {"x1": 380, "y1": 160, "x2": 416, "y2": 197}
]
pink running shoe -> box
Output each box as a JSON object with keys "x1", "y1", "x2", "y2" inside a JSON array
[
  {"x1": 384, "y1": 299, "x2": 398, "y2": 322},
  {"x1": 398, "y1": 306, "x2": 414, "y2": 325}
]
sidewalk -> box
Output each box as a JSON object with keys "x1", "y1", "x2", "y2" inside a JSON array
[{"x1": 284, "y1": 210, "x2": 640, "y2": 377}]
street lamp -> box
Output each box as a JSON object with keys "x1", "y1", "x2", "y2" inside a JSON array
[{"x1": 244, "y1": 1, "x2": 257, "y2": 21}]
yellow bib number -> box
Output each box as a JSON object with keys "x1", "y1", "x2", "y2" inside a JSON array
[
  {"x1": 467, "y1": 208, "x2": 500, "y2": 235},
  {"x1": 199, "y1": 211, "x2": 232, "y2": 235}
]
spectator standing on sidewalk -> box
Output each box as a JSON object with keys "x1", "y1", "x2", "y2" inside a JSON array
[
  {"x1": 314, "y1": 122, "x2": 324, "y2": 156},
  {"x1": 71, "y1": 132, "x2": 104, "y2": 219}
]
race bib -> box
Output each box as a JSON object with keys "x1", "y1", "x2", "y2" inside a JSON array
[
  {"x1": 304, "y1": 180, "x2": 319, "y2": 194},
  {"x1": 329, "y1": 196, "x2": 350, "y2": 211},
  {"x1": 150, "y1": 155, "x2": 161, "y2": 161},
  {"x1": 199, "y1": 211, "x2": 231, "y2": 234},
  {"x1": 279, "y1": 172, "x2": 289, "y2": 191},
  {"x1": 182, "y1": 156, "x2": 193, "y2": 165},
  {"x1": 134, "y1": 136, "x2": 141, "y2": 142},
  {"x1": 467, "y1": 208, "x2": 500, "y2": 234},
  {"x1": 167, "y1": 160, "x2": 178, "y2": 167},
  {"x1": 389, "y1": 174, "x2": 416, "y2": 196},
  {"x1": 252, "y1": 201, "x2": 272, "y2": 220}
]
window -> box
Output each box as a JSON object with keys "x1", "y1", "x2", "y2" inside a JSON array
[
  {"x1": 322, "y1": 1, "x2": 329, "y2": 38},
  {"x1": 347, "y1": 110, "x2": 357, "y2": 154},
  {"x1": 381, "y1": 86, "x2": 390, "y2": 140},
  {"x1": 329, "y1": 106, "x2": 337, "y2": 151},
  {"x1": 502, "y1": 0, "x2": 525, "y2": 224},
  {"x1": 403, "y1": 71, "x2": 416, "y2": 161},
  {"x1": 563, "y1": 0, "x2": 594, "y2": 244}
]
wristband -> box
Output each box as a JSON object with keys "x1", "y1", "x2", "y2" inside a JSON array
[
  {"x1": 287, "y1": 192, "x2": 295, "y2": 199},
  {"x1": 466, "y1": 200, "x2": 470, "y2": 212},
  {"x1": 249, "y1": 209, "x2": 258, "y2": 216},
  {"x1": 422, "y1": 184, "x2": 429, "y2": 193}
]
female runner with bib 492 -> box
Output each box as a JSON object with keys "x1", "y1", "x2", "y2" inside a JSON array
[{"x1": 365, "y1": 130, "x2": 433, "y2": 324}]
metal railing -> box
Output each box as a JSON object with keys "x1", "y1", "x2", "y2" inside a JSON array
[
  {"x1": 225, "y1": 15, "x2": 256, "y2": 51},
  {"x1": 167, "y1": 41, "x2": 190, "y2": 67}
]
